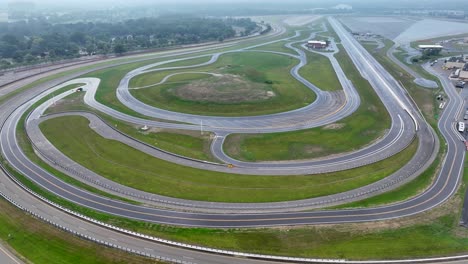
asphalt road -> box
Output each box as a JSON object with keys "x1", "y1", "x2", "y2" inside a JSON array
[
  {"x1": 0, "y1": 16, "x2": 466, "y2": 263},
  {"x1": 0, "y1": 244, "x2": 22, "y2": 264}
]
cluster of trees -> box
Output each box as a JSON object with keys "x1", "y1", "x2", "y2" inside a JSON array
[{"x1": 0, "y1": 15, "x2": 258, "y2": 69}]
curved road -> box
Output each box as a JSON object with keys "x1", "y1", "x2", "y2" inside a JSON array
[{"x1": 0, "y1": 16, "x2": 465, "y2": 263}]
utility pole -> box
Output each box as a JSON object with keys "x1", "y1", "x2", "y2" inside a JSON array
[{"x1": 200, "y1": 120, "x2": 203, "y2": 135}]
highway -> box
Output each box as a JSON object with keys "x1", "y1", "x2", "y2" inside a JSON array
[{"x1": 0, "y1": 16, "x2": 466, "y2": 263}]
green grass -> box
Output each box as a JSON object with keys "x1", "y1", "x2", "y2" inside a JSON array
[
  {"x1": 224, "y1": 46, "x2": 390, "y2": 161},
  {"x1": 39, "y1": 115, "x2": 416, "y2": 203},
  {"x1": 115, "y1": 124, "x2": 216, "y2": 162},
  {"x1": 255, "y1": 40, "x2": 297, "y2": 55},
  {"x1": 299, "y1": 49, "x2": 341, "y2": 91},
  {"x1": 0, "y1": 198, "x2": 161, "y2": 264},
  {"x1": 129, "y1": 52, "x2": 316, "y2": 116}
]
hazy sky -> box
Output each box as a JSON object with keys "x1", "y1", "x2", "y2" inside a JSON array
[{"x1": 2, "y1": 0, "x2": 468, "y2": 11}]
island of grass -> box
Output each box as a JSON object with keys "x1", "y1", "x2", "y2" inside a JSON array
[
  {"x1": 223, "y1": 47, "x2": 390, "y2": 161},
  {"x1": 44, "y1": 91, "x2": 217, "y2": 162},
  {"x1": 39, "y1": 115, "x2": 417, "y2": 203},
  {"x1": 128, "y1": 52, "x2": 317, "y2": 116}
]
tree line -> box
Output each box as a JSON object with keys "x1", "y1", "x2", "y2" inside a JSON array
[{"x1": 0, "y1": 16, "x2": 258, "y2": 69}]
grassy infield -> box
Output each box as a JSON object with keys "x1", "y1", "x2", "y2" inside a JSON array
[
  {"x1": 224, "y1": 49, "x2": 391, "y2": 161},
  {"x1": 2, "y1": 20, "x2": 468, "y2": 263},
  {"x1": 130, "y1": 52, "x2": 316, "y2": 116}
]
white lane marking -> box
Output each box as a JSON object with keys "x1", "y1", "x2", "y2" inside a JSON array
[{"x1": 0, "y1": 245, "x2": 21, "y2": 264}]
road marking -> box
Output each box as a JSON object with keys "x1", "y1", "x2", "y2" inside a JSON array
[{"x1": 0, "y1": 245, "x2": 21, "y2": 264}]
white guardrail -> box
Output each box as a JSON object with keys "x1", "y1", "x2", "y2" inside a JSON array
[{"x1": 2, "y1": 162, "x2": 468, "y2": 264}]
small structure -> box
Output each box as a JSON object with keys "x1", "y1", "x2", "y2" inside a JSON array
[{"x1": 307, "y1": 40, "x2": 328, "y2": 49}]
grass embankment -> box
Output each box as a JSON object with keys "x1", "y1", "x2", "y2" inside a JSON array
[
  {"x1": 224, "y1": 46, "x2": 390, "y2": 162},
  {"x1": 39, "y1": 115, "x2": 417, "y2": 203},
  {"x1": 129, "y1": 52, "x2": 316, "y2": 116},
  {"x1": 0, "y1": 198, "x2": 160, "y2": 264}
]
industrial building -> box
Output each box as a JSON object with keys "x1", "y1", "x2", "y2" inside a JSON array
[
  {"x1": 459, "y1": 63, "x2": 468, "y2": 81},
  {"x1": 444, "y1": 56, "x2": 467, "y2": 70},
  {"x1": 307, "y1": 40, "x2": 329, "y2": 49}
]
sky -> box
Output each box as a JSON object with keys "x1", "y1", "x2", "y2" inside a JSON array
[{"x1": 2, "y1": 0, "x2": 468, "y2": 11}]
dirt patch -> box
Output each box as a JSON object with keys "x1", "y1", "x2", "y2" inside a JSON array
[
  {"x1": 303, "y1": 145, "x2": 324, "y2": 154},
  {"x1": 367, "y1": 105, "x2": 378, "y2": 112},
  {"x1": 170, "y1": 74, "x2": 276, "y2": 103},
  {"x1": 323, "y1": 123, "x2": 345, "y2": 130},
  {"x1": 224, "y1": 134, "x2": 244, "y2": 158}
]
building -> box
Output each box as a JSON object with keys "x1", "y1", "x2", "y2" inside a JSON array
[
  {"x1": 459, "y1": 64, "x2": 468, "y2": 81},
  {"x1": 445, "y1": 56, "x2": 466, "y2": 70},
  {"x1": 418, "y1": 44, "x2": 443, "y2": 51},
  {"x1": 307, "y1": 40, "x2": 328, "y2": 49}
]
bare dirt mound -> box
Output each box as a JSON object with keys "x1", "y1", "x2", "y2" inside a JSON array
[{"x1": 170, "y1": 74, "x2": 276, "y2": 103}]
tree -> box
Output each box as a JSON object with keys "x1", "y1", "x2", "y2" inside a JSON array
[
  {"x1": 0, "y1": 43, "x2": 18, "y2": 58},
  {"x1": 113, "y1": 44, "x2": 126, "y2": 55},
  {"x1": 70, "y1": 31, "x2": 87, "y2": 45}
]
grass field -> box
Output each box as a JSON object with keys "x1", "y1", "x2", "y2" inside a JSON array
[
  {"x1": 255, "y1": 40, "x2": 297, "y2": 55},
  {"x1": 39, "y1": 115, "x2": 416, "y2": 203},
  {"x1": 0, "y1": 196, "x2": 158, "y2": 264},
  {"x1": 299, "y1": 48, "x2": 341, "y2": 91},
  {"x1": 129, "y1": 52, "x2": 316, "y2": 116},
  {"x1": 223, "y1": 45, "x2": 390, "y2": 162}
]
